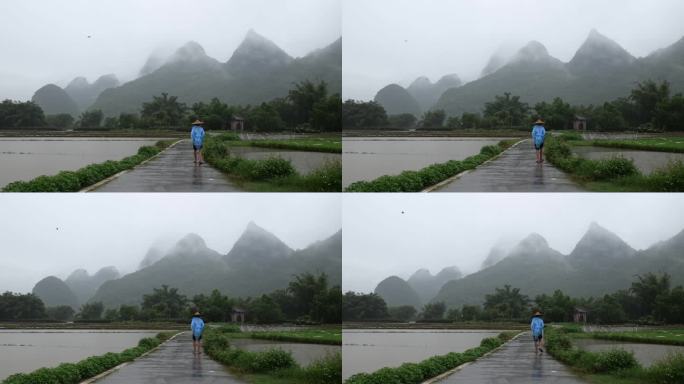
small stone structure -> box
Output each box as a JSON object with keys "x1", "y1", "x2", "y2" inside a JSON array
[
  {"x1": 573, "y1": 115, "x2": 587, "y2": 131},
  {"x1": 573, "y1": 307, "x2": 589, "y2": 323},
  {"x1": 231, "y1": 307, "x2": 247, "y2": 323},
  {"x1": 230, "y1": 116, "x2": 245, "y2": 132}
]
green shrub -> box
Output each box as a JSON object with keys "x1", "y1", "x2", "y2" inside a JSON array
[
  {"x1": 301, "y1": 352, "x2": 342, "y2": 384},
  {"x1": 589, "y1": 349, "x2": 638, "y2": 373},
  {"x1": 297, "y1": 159, "x2": 342, "y2": 192},
  {"x1": 215, "y1": 133, "x2": 241, "y2": 142},
  {"x1": 577, "y1": 156, "x2": 638, "y2": 180},
  {"x1": 479, "y1": 336, "x2": 502, "y2": 349},
  {"x1": 648, "y1": 352, "x2": 684, "y2": 384},
  {"x1": 250, "y1": 348, "x2": 296, "y2": 372},
  {"x1": 558, "y1": 132, "x2": 584, "y2": 141},
  {"x1": 247, "y1": 157, "x2": 296, "y2": 180}
]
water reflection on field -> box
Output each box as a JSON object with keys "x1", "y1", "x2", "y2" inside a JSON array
[
  {"x1": 229, "y1": 338, "x2": 340, "y2": 367},
  {"x1": 0, "y1": 137, "x2": 167, "y2": 187},
  {"x1": 342, "y1": 329, "x2": 501, "y2": 380},
  {"x1": 573, "y1": 146, "x2": 684, "y2": 175},
  {"x1": 574, "y1": 338, "x2": 684, "y2": 367},
  {"x1": 0, "y1": 329, "x2": 160, "y2": 380},
  {"x1": 342, "y1": 137, "x2": 505, "y2": 188},
  {"x1": 228, "y1": 147, "x2": 340, "y2": 175}
]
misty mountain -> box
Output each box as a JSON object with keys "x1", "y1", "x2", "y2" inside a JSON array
[
  {"x1": 406, "y1": 75, "x2": 462, "y2": 111},
  {"x1": 374, "y1": 275, "x2": 422, "y2": 309},
  {"x1": 32, "y1": 276, "x2": 79, "y2": 310},
  {"x1": 31, "y1": 84, "x2": 79, "y2": 116},
  {"x1": 481, "y1": 244, "x2": 508, "y2": 269},
  {"x1": 64, "y1": 74, "x2": 119, "y2": 110},
  {"x1": 86, "y1": 31, "x2": 341, "y2": 116},
  {"x1": 64, "y1": 266, "x2": 120, "y2": 305},
  {"x1": 374, "y1": 84, "x2": 422, "y2": 117},
  {"x1": 87, "y1": 224, "x2": 341, "y2": 308},
  {"x1": 372, "y1": 30, "x2": 684, "y2": 117},
  {"x1": 434, "y1": 30, "x2": 684, "y2": 116},
  {"x1": 431, "y1": 223, "x2": 684, "y2": 308},
  {"x1": 406, "y1": 266, "x2": 462, "y2": 303}
]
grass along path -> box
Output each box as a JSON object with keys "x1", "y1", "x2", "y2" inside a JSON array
[
  {"x1": 582, "y1": 328, "x2": 684, "y2": 346},
  {"x1": 249, "y1": 329, "x2": 341, "y2": 345}
]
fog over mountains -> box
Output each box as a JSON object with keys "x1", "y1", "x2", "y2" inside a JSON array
[
  {"x1": 30, "y1": 30, "x2": 341, "y2": 117},
  {"x1": 372, "y1": 30, "x2": 684, "y2": 117},
  {"x1": 372, "y1": 222, "x2": 684, "y2": 309},
  {"x1": 31, "y1": 222, "x2": 341, "y2": 309}
]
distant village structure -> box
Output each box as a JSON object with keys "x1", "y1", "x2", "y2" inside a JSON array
[
  {"x1": 230, "y1": 116, "x2": 245, "y2": 132},
  {"x1": 573, "y1": 115, "x2": 587, "y2": 131},
  {"x1": 231, "y1": 307, "x2": 247, "y2": 323},
  {"x1": 573, "y1": 307, "x2": 589, "y2": 323}
]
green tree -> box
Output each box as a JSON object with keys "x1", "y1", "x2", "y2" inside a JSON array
[
  {"x1": 78, "y1": 109, "x2": 103, "y2": 129},
  {"x1": 534, "y1": 98, "x2": 575, "y2": 130},
  {"x1": 191, "y1": 98, "x2": 234, "y2": 130},
  {"x1": 388, "y1": 113, "x2": 417, "y2": 129},
  {"x1": 141, "y1": 93, "x2": 187, "y2": 127},
  {"x1": 591, "y1": 294, "x2": 626, "y2": 324},
  {"x1": 45, "y1": 113, "x2": 74, "y2": 129},
  {"x1": 630, "y1": 80, "x2": 670, "y2": 125},
  {"x1": 0, "y1": 292, "x2": 47, "y2": 320},
  {"x1": 484, "y1": 285, "x2": 529, "y2": 320},
  {"x1": 45, "y1": 305, "x2": 75, "y2": 321},
  {"x1": 192, "y1": 289, "x2": 233, "y2": 322},
  {"x1": 104, "y1": 308, "x2": 119, "y2": 321},
  {"x1": 446, "y1": 307, "x2": 461, "y2": 321},
  {"x1": 249, "y1": 295, "x2": 284, "y2": 324},
  {"x1": 630, "y1": 272, "x2": 671, "y2": 318},
  {"x1": 118, "y1": 305, "x2": 139, "y2": 321},
  {"x1": 0, "y1": 100, "x2": 46, "y2": 128},
  {"x1": 420, "y1": 109, "x2": 446, "y2": 129},
  {"x1": 446, "y1": 116, "x2": 462, "y2": 129},
  {"x1": 591, "y1": 102, "x2": 627, "y2": 131},
  {"x1": 288, "y1": 272, "x2": 330, "y2": 322},
  {"x1": 483, "y1": 93, "x2": 529, "y2": 128},
  {"x1": 461, "y1": 304, "x2": 482, "y2": 321},
  {"x1": 288, "y1": 80, "x2": 328, "y2": 125},
  {"x1": 78, "y1": 302, "x2": 104, "y2": 320},
  {"x1": 141, "y1": 285, "x2": 187, "y2": 319},
  {"x1": 388, "y1": 305, "x2": 417, "y2": 322},
  {"x1": 311, "y1": 93, "x2": 342, "y2": 132},
  {"x1": 534, "y1": 290, "x2": 575, "y2": 322},
  {"x1": 117, "y1": 113, "x2": 140, "y2": 129},
  {"x1": 653, "y1": 93, "x2": 684, "y2": 131},
  {"x1": 342, "y1": 292, "x2": 389, "y2": 321},
  {"x1": 421, "y1": 301, "x2": 446, "y2": 320},
  {"x1": 342, "y1": 100, "x2": 388, "y2": 129},
  {"x1": 654, "y1": 286, "x2": 684, "y2": 323},
  {"x1": 248, "y1": 102, "x2": 285, "y2": 131},
  {"x1": 460, "y1": 112, "x2": 482, "y2": 129}
]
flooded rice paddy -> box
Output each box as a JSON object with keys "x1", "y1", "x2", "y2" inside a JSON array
[
  {"x1": 0, "y1": 329, "x2": 161, "y2": 380},
  {"x1": 573, "y1": 146, "x2": 684, "y2": 175},
  {"x1": 228, "y1": 147, "x2": 341, "y2": 175},
  {"x1": 574, "y1": 338, "x2": 684, "y2": 367},
  {"x1": 229, "y1": 338, "x2": 340, "y2": 367},
  {"x1": 0, "y1": 137, "x2": 167, "y2": 188},
  {"x1": 342, "y1": 137, "x2": 506, "y2": 188},
  {"x1": 342, "y1": 329, "x2": 501, "y2": 380}
]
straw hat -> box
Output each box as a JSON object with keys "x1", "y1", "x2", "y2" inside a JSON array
[
  {"x1": 194, "y1": 311, "x2": 200, "y2": 316},
  {"x1": 192, "y1": 120, "x2": 204, "y2": 125},
  {"x1": 534, "y1": 119, "x2": 545, "y2": 125},
  {"x1": 533, "y1": 310, "x2": 543, "y2": 316}
]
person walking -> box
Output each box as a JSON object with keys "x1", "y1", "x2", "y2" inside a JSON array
[
  {"x1": 190, "y1": 311, "x2": 205, "y2": 354},
  {"x1": 531, "y1": 310, "x2": 545, "y2": 353},
  {"x1": 531, "y1": 119, "x2": 546, "y2": 163},
  {"x1": 190, "y1": 120, "x2": 206, "y2": 165}
]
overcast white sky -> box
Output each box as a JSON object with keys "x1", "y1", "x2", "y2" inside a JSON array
[
  {"x1": 343, "y1": 194, "x2": 684, "y2": 294},
  {"x1": 0, "y1": 0, "x2": 341, "y2": 101},
  {"x1": 0, "y1": 194, "x2": 341, "y2": 293},
  {"x1": 343, "y1": 0, "x2": 684, "y2": 101}
]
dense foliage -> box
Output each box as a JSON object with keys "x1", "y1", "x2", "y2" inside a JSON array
[
  {"x1": 0, "y1": 292, "x2": 46, "y2": 320},
  {"x1": 342, "y1": 292, "x2": 390, "y2": 321}
]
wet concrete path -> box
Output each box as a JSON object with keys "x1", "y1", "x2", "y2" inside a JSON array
[
  {"x1": 433, "y1": 139, "x2": 582, "y2": 192},
  {"x1": 435, "y1": 332, "x2": 586, "y2": 384},
  {"x1": 93, "y1": 332, "x2": 244, "y2": 384},
  {"x1": 92, "y1": 140, "x2": 239, "y2": 192}
]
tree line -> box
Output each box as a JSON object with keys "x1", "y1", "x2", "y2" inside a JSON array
[
  {"x1": 343, "y1": 80, "x2": 684, "y2": 131},
  {"x1": 343, "y1": 272, "x2": 684, "y2": 324},
  {"x1": 0, "y1": 81, "x2": 341, "y2": 132},
  {"x1": 1, "y1": 272, "x2": 341, "y2": 324}
]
